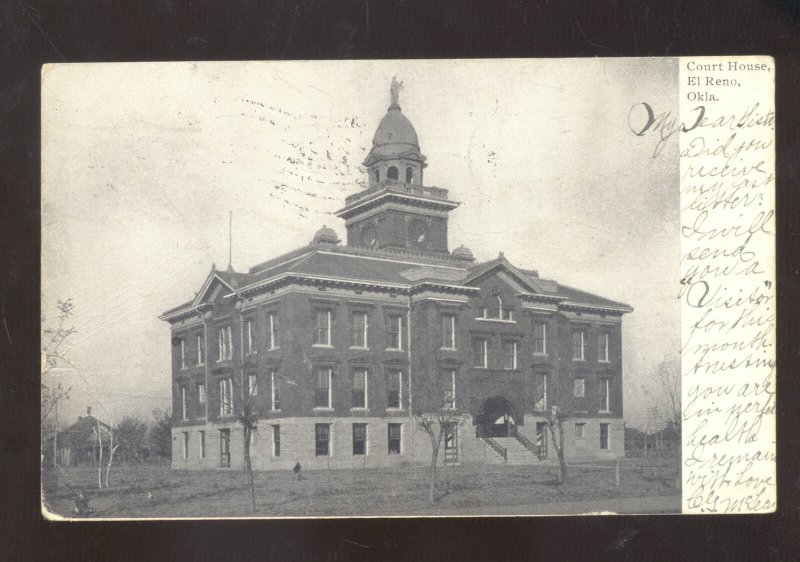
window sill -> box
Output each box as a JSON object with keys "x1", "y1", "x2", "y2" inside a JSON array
[
  {"x1": 572, "y1": 358, "x2": 586, "y2": 362},
  {"x1": 532, "y1": 353, "x2": 548, "y2": 358},
  {"x1": 349, "y1": 346, "x2": 370, "y2": 351},
  {"x1": 312, "y1": 344, "x2": 334, "y2": 349},
  {"x1": 313, "y1": 407, "x2": 334, "y2": 412},
  {"x1": 598, "y1": 360, "x2": 611, "y2": 364},
  {"x1": 473, "y1": 365, "x2": 488, "y2": 369},
  {"x1": 386, "y1": 407, "x2": 404, "y2": 412},
  {"x1": 439, "y1": 347, "x2": 457, "y2": 351},
  {"x1": 475, "y1": 318, "x2": 516, "y2": 324},
  {"x1": 351, "y1": 407, "x2": 370, "y2": 412},
  {"x1": 598, "y1": 410, "x2": 612, "y2": 414},
  {"x1": 267, "y1": 346, "x2": 280, "y2": 351},
  {"x1": 385, "y1": 348, "x2": 403, "y2": 352},
  {"x1": 270, "y1": 409, "x2": 281, "y2": 413}
]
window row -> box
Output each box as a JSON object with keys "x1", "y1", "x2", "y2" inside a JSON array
[
  {"x1": 314, "y1": 422, "x2": 404, "y2": 457},
  {"x1": 572, "y1": 376, "x2": 613, "y2": 412},
  {"x1": 572, "y1": 328, "x2": 612, "y2": 362},
  {"x1": 314, "y1": 309, "x2": 405, "y2": 350}
]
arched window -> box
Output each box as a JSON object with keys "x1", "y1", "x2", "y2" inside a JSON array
[
  {"x1": 387, "y1": 166, "x2": 398, "y2": 181},
  {"x1": 374, "y1": 169, "x2": 380, "y2": 183},
  {"x1": 405, "y1": 167, "x2": 413, "y2": 183}
]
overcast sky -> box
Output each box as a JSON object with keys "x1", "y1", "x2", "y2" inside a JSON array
[{"x1": 42, "y1": 58, "x2": 679, "y2": 429}]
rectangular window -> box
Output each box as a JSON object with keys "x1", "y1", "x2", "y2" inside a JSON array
[
  {"x1": 388, "y1": 423, "x2": 402, "y2": 455},
  {"x1": 575, "y1": 422, "x2": 585, "y2": 439},
  {"x1": 268, "y1": 312, "x2": 279, "y2": 349},
  {"x1": 443, "y1": 370, "x2": 456, "y2": 409},
  {"x1": 502, "y1": 340, "x2": 518, "y2": 369},
  {"x1": 314, "y1": 309, "x2": 332, "y2": 346},
  {"x1": 244, "y1": 319, "x2": 255, "y2": 355},
  {"x1": 532, "y1": 321, "x2": 547, "y2": 355},
  {"x1": 248, "y1": 373, "x2": 258, "y2": 397},
  {"x1": 534, "y1": 373, "x2": 547, "y2": 411},
  {"x1": 180, "y1": 339, "x2": 187, "y2": 369},
  {"x1": 197, "y1": 382, "x2": 206, "y2": 405},
  {"x1": 573, "y1": 377, "x2": 585, "y2": 398},
  {"x1": 315, "y1": 423, "x2": 330, "y2": 456},
  {"x1": 219, "y1": 377, "x2": 233, "y2": 416},
  {"x1": 441, "y1": 314, "x2": 456, "y2": 349},
  {"x1": 199, "y1": 430, "x2": 206, "y2": 458},
  {"x1": 196, "y1": 334, "x2": 205, "y2": 365},
  {"x1": 473, "y1": 338, "x2": 488, "y2": 368},
  {"x1": 600, "y1": 423, "x2": 610, "y2": 450},
  {"x1": 387, "y1": 370, "x2": 402, "y2": 409},
  {"x1": 270, "y1": 371, "x2": 280, "y2": 411},
  {"x1": 353, "y1": 423, "x2": 367, "y2": 455},
  {"x1": 598, "y1": 332, "x2": 610, "y2": 362},
  {"x1": 351, "y1": 311, "x2": 368, "y2": 348},
  {"x1": 219, "y1": 429, "x2": 231, "y2": 467},
  {"x1": 600, "y1": 378, "x2": 610, "y2": 412},
  {"x1": 217, "y1": 325, "x2": 232, "y2": 361},
  {"x1": 386, "y1": 314, "x2": 403, "y2": 350},
  {"x1": 272, "y1": 425, "x2": 281, "y2": 457},
  {"x1": 315, "y1": 367, "x2": 332, "y2": 409},
  {"x1": 352, "y1": 368, "x2": 367, "y2": 409},
  {"x1": 182, "y1": 431, "x2": 189, "y2": 459},
  {"x1": 180, "y1": 386, "x2": 188, "y2": 420},
  {"x1": 572, "y1": 329, "x2": 585, "y2": 360}
]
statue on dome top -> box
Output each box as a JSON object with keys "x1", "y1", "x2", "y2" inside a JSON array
[{"x1": 390, "y1": 76, "x2": 403, "y2": 107}]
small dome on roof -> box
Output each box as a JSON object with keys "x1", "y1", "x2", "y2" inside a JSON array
[
  {"x1": 452, "y1": 245, "x2": 475, "y2": 261},
  {"x1": 313, "y1": 225, "x2": 340, "y2": 245}
]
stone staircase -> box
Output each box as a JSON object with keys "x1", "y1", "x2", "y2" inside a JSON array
[{"x1": 492, "y1": 437, "x2": 539, "y2": 464}]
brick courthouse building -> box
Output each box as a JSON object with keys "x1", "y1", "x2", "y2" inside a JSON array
[{"x1": 160, "y1": 85, "x2": 632, "y2": 470}]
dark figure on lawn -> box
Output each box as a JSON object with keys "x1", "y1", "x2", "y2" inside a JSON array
[
  {"x1": 293, "y1": 462, "x2": 302, "y2": 480},
  {"x1": 73, "y1": 492, "x2": 94, "y2": 517}
]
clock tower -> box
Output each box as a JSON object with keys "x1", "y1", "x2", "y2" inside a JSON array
[{"x1": 335, "y1": 78, "x2": 459, "y2": 255}]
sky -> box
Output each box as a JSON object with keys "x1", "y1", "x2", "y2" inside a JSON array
[{"x1": 42, "y1": 58, "x2": 679, "y2": 429}]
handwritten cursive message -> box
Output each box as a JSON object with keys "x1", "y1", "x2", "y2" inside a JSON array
[{"x1": 631, "y1": 57, "x2": 776, "y2": 514}]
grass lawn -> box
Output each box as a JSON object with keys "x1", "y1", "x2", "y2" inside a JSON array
[{"x1": 42, "y1": 455, "x2": 679, "y2": 518}]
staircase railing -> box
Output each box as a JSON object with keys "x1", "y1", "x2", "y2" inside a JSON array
[
  {"x1": 482, "y1": 437, "x2": 507, "y2": 462},
  {"x1": 515, "y1": 432, "x2": 546, "y2": 461}
]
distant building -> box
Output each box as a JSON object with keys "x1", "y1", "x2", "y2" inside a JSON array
[
  {"x1": 160, "y1": 83, "x2": 632, "y2": 470},
  {"x1": 45, "y1": 409, "x2": 113, "y2": 467}
]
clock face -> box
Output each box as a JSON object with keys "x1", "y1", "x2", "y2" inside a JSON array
[
  {"x1": 408, "y1": 220, "x2": 427, "y2": 246},
  {"x1": 361, "y1": 225, "x2": 377, "y2": 248}
]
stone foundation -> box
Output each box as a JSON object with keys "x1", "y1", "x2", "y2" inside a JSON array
[{"x1": 171, "y1": 415, "x2": 624, "y2": 471}]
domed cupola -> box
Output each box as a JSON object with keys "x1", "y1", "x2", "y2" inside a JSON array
[
  {"x1": 363, "y1": 77, "x2": 427, "y2": 186},
  {"x1": 452, "y1": 245, "x2": 476, "y2": 262},
  {"x1": 312, "y1": 225, "x2": 340, "y2": 245}
]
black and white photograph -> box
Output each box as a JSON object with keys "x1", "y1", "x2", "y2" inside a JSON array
[{"x1": 41, "y1": 57, "x2": 743, "y2": 519}]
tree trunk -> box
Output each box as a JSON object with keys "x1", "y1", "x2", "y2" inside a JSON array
[
  {"x1": 243, "y1": 426, "x2": 256, "y2": 513},
  {"x1": 428, "y1": 429, "x2": 443, "y2": 505},
  {"x1": 105, "y1": 430, "x2": 114, "y2": 487},
  {"x1": 96, "y1": 420, "x2": 103, "y2": 489},
  {"x1": 548, "y1": 419, "x2": 567, "y2": 485}
]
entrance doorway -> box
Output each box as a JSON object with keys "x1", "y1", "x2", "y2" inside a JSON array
[{"x1": 476, "y1": 396, "x2": 518, "y2": 438}]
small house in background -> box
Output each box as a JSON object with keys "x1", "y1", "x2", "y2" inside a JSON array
[{"x1": 44, "y1": 408, "x2": 113, "y2": 467}]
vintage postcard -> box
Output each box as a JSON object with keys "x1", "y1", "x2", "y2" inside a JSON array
[{"x1": 40, "y1": 57, "x2": 774, "y2": 518}]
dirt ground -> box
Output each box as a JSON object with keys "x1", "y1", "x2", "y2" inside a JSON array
[{"x1": 42, "y1": 454, "x2": 680, "y2": 518}]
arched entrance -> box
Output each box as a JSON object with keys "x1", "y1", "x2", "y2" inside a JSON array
[{"x1": 476, "y1": 396, "x2": 518, "y2": 438}]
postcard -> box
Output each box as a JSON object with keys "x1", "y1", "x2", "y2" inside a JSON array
[{"x1": 40, "y1": 57, "x2": 774, "y2": 518}]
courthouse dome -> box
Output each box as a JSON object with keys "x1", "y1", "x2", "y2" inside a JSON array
[
  {"x1": 371, "y1": 106, "x2": 420, "y2": 151},
  {"x1": 452, "y1": 245, "x2": 476, "y2": 262}
]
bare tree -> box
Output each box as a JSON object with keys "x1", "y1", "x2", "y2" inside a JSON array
[
  {"x1": 234, "y1": 302, "x2": 259, "y2": 513},
  {"x1": 41, "y1": 299, "x2": 76, "y2": 466},
  {"x1": 546, "y1": 405, "x2": 568, "y2": 485},
  {"x1": 654, "y1": 358, "x2": 681, "y2": 438},
  {"x1": 413, "y1": 369, "x2": 468, "y2": 505}
]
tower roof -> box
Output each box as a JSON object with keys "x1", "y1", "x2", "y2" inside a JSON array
[{"x1": 363, "y1": 78, "x2": 426, "y2": 166}]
